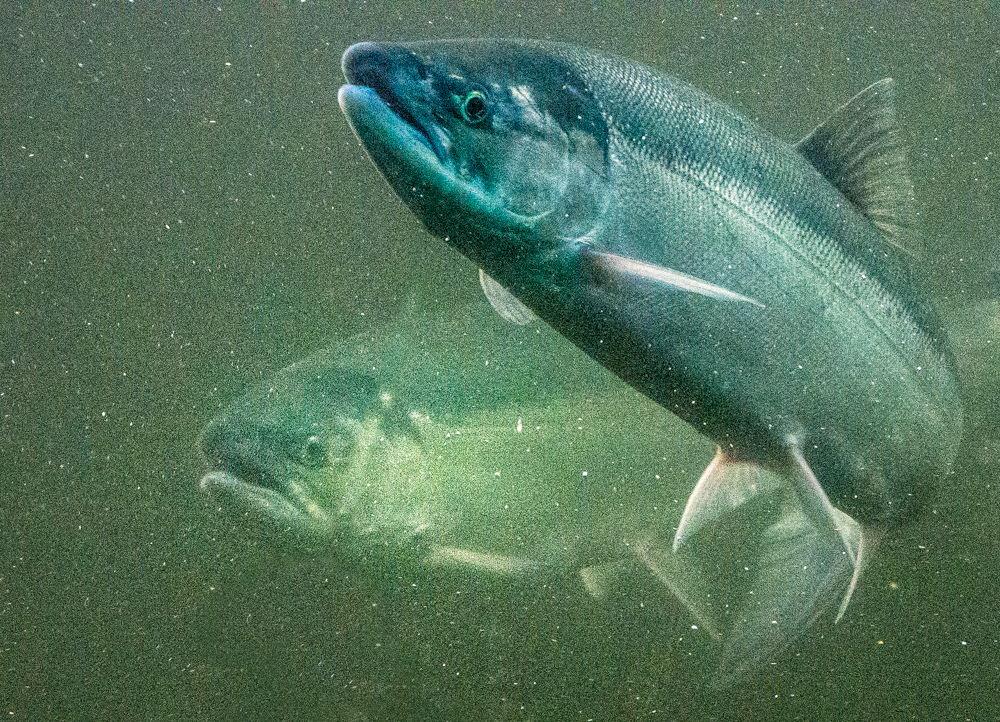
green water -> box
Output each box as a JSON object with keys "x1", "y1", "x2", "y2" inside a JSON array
[{"x1": 2, "y1": 4, "x2": 998, "y2": 720}]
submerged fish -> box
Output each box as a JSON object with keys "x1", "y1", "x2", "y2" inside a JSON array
[
  {"x1": 199, "y1": 303, "x2": 710, "y2": 597},
  {"x1": 338, "y1": 40, "x2": 964, "y2": 682}
]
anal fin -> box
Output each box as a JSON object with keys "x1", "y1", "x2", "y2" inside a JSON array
[
  {"x1": 714, "y1": 495, "x2": 861, "y2": 686},
  {"x1": 425, "y1": 545, "x2": 539, "y2": 575},
  {"x1": 673, "y1": 449, "x2": 783, "y2": 551}
]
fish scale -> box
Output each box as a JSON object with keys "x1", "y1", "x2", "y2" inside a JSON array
[{"x1": 557, "y1": 42, "x2": 938, "y2": 342}]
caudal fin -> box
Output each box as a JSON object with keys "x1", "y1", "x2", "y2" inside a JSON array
[{"x1": 712, "y1": 497, "x2": 861, "y2": 687}]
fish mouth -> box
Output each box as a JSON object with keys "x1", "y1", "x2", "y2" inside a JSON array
[
  {"x1": 199, "y1": 468, "x2": 302, "y2": 523},
  {"x1": 196, "y1": 421, "x2": 303, "y2": 521},
  {"x1": 197, "y1": 420, "x2": 285, "y2": 493},
  {"x1": 198, "y1": 456, "x2": 281, "y2": 496},
  {"x1": 340, "y1": 42, "x2": 446, "y2": 165}
]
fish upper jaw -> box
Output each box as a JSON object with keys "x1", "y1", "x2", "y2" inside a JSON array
[{"x1": 341, "y1": 42, "x2": 449, "y2": 165}]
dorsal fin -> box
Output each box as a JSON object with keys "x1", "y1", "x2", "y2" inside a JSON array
[{"x1": 794, "y1": 78, "x2": 922, "y2": 258}]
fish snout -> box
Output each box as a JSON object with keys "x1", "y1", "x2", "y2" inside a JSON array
[
  {"x1": 342, "y1": 42, "x2": 425, "y2": 104},
  {"x1": 197, "y1": 417, "x2": 237, "y2": 470},
  {"x1": 197, "y1": 419, "x2": 284, "y2": 494},
  {"x1": 341, "y1": 41, "x2": 385, "y2": 85}
]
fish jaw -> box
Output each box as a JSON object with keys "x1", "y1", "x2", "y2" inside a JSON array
[
  {"x1": 197, "y1": 417, "x2": 291, "y2": 500},
  {"x1": 197, "y1": 436, "x2": 332, "y2": 531},
  {"x1": 195, "y1": 412, "x2": 345, "y2": 532},
  {"x1": 199, "y1": 469, "x2": 308, "y2": 528}
]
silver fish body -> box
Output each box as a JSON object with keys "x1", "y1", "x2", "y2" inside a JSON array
[
  {"x1": 338, "y1": 39, "x2": 964, "y2": 683},
  {"x1": 339, "y1": 39, "x2": 960, "y2": 523}
]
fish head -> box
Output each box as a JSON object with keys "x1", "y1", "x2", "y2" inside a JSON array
[
  {"x1": 339, "y1": 39, "x2": 610, "y2": 275},
  {"x1": 198, "y1": 352, "x2": 423, "y2": 536}
]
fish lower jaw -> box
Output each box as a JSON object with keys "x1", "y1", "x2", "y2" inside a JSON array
[
  {"x1": 200, "y1": 470, "x2": 313, "y2": 526},
  {"x1": 199, "y1": 470, "x2": 237, "y2": 490}
]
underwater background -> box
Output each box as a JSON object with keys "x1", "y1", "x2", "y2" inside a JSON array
[{"x1": 2, "y1": 3, "x2": 998, "y2": 720}]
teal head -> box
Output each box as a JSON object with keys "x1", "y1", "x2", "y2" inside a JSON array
[
  {"x1": 198, "y1": 354, "x2": 422, "y2": 536},
  {"x1": 338, "y1": 40, "x2": 609, "y2": 277}
]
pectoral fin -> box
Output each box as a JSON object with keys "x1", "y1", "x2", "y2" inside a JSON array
[{"x1": 583, "y1": 250, "x2": 765, "y2": 307}]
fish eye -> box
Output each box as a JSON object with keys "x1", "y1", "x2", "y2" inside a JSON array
[
  {"x1": 459, "y1": 90, "x2": 489, "y2": 125},
  {"x1": 299, "y1": 435, "x2": 327, "y2": 468}
]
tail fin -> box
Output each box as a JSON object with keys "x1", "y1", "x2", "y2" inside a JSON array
[{"x1": 639, "y1": 451, "x2": 865, "y2": 686}]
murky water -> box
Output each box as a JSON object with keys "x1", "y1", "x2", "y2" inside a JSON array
[{"x1": 2, "y1": 4, "x2": 998, "y2": 720}]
